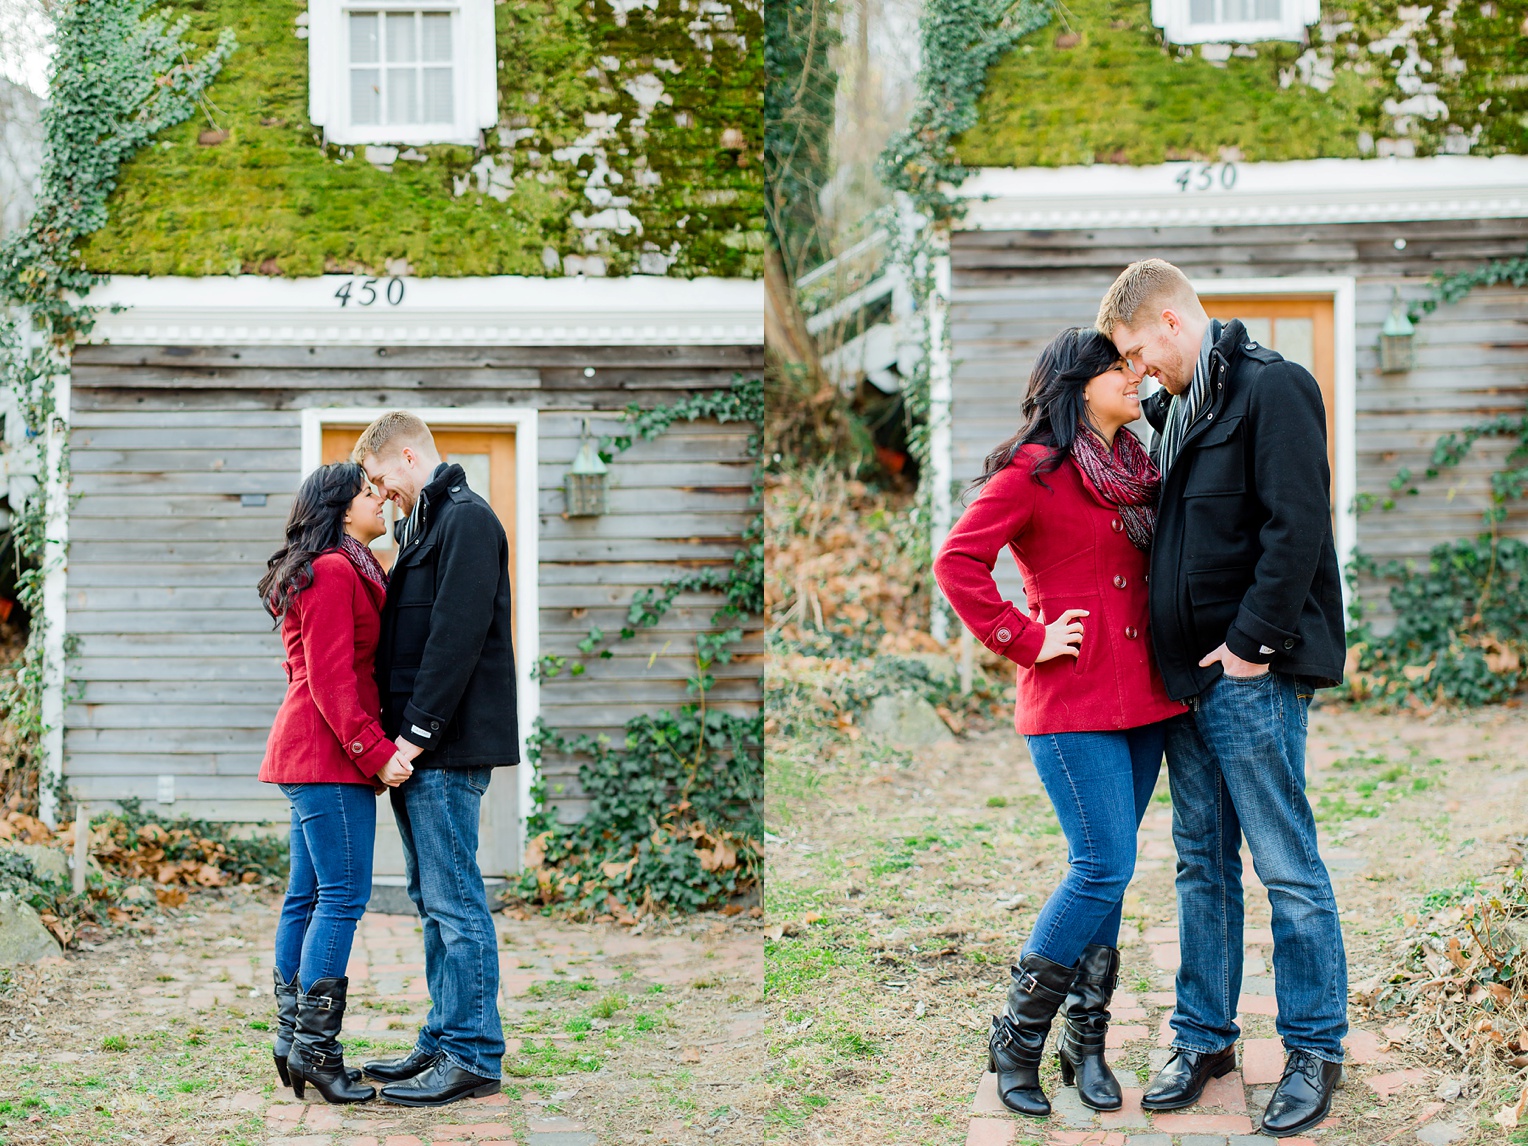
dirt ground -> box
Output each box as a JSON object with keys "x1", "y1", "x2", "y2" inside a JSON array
[
  {"x1": 764, "y1": 701, "x2": 1528, "y2": 1145},
  {"x1": 0, "y1": 893, "x2": 764, "y2": 1145}
]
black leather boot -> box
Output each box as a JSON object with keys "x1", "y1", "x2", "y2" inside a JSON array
[
  {"x1": 1057, "y1": 944, "x2": 1122, "y2": 1111},
  {"x1": 274, "y1": 971, "x2": 361, "y2": 1088},
  {"x1": 287, "y1": 977, "x2": 376, "y2": 1104},
  {"x1": 986, "y1": 952, "x2": 1076, "y2": 1117},
  {"x1": 363, "y1": 1046, "x2": 439, "y2": 1082},
  {"x1": 1259, "y1": 1049, "x2": 1342, "y2": 1138}
]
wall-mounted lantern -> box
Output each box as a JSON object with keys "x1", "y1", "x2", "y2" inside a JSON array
[
  {"x1": 564, "y1": 419, "x2": 608, "y2": 517},
  {"x1": 1378, "y1": 289, "x2": 1416, "y2": 374}
]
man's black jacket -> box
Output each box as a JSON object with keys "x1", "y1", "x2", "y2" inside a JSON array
[
  {"x1": 1142, "y1": 319, "x2": 1346, "y2": 701},
  {"x1": 376, "y1": 463, "x2": 519, "y2": 767}
]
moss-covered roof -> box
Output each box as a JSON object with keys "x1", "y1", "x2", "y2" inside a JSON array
[
  {"x1": 957, "y1": 0, "x2": 1528, "y2": 168},
  {"x1": 82, "y1": 0, "x2": 763, "y2": 278}
]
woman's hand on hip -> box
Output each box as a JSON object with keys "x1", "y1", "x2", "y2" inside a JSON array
[
  {"x1": 376, "y1": 754, "x2": 415, "y2": 787},
  {"x1": 1036, "y1": 609, "x2": 1088, "y2": 663}
]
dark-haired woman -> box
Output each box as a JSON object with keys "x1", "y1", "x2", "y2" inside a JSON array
[
  {"x1": 934, "y1": 327, "x2": 1187, "y2": 1118},
  {"x1": 257, "y1": 462, "x2": 416, "y2": 1104}
]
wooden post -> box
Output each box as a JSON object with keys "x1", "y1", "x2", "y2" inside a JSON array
[
  {"x1": 959, "y1": 627, "x2": 974, "y2": 695},
  {"x1": 72, "y1": 807, "x2": 88, "y2": 896}
]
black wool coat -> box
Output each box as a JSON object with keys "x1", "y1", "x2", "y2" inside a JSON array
[
  {"x1": 1142, "y1": 319, "x2": 1346, "y2": 701},
  {"x1": 375, "y1": 463, "x2": 520, "y2": 767}
]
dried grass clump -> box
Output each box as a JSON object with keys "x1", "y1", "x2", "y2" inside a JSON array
[{"x1": 1361, "y1": 841, "x2": 1528, "y2": 1126}]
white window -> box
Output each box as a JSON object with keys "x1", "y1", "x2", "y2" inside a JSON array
[
  {"x1": 1151, "y1": 0, "x2": 1317, "y2": 43},
  {"x1": 308, "y1": 0, "x2": 496, "y2": 147}
]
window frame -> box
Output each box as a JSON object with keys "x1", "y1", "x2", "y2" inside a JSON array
[
  {"x1": 1149, "y1": 0, "x2": 1318, "y2": 43},
  {"x1": 308, "y1": 0, "x2": 497, "y2": 147}
]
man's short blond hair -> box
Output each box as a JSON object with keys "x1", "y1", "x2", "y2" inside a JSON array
[
  {"x1": 351, "y1": 410, "x2": 435, "y2": 462},
  {"x1": 1096, "y1": 258, "x2": 1202, "y2": 337}
]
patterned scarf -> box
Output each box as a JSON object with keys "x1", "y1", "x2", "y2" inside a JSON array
[
  {"x1": 1154, "y1": 318, "x2": 1221, "y2": 474},
  {"x1": 340, "y1": 534, "x2": 389, "y2": 592},
  {"x1": 1071, "y1": 425, "x2": 1161, "y2": 552}
]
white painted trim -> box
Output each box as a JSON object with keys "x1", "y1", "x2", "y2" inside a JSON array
[
  {"x1": 38, "y1": 358, "x2": 69, "y2": 829},
  {"x1": 300, "y1": 406, "x2": 540, "y2": 868},
  {"x1": 308, "y1": 0, "x2": 497, "y2": 147},
  {"x1": 956, "y1": 155, "x2": 1528, "y2": 231},
  {"x1": 81, "y1": 275, "x2": 765, "y2": 347},
  {"x1": 1194, "y1": 275, "x2": 1358, "y2": 612},
  {"x1": 1150, "y1": 0, "x2": 1318, "y2": 44},
  {"x1": 928, "y1": 254, "x2": 954, "y2": 644}
]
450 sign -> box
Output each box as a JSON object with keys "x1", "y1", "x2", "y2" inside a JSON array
[{"x1": 333, "y1": 276, "x2": 405, "y2": 307}]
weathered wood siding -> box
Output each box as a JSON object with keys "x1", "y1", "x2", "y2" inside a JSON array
[
  {"x1": 948, "y1": 219, "x2": 1528, "y2": 622},
  {"x1": 65, "y1": 344, "x2": 763, "y2": 825}
]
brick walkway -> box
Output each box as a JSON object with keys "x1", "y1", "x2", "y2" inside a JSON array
[
  {"x1": 77, "y1": 900, "x2": 761, "y2": 1146},
  {"x1": 960, "y1": 806, "x2": 1399, "y2": 1146}
]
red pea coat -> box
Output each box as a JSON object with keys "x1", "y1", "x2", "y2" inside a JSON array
[
  {"x1": 934, "y1": 444, "x2": 1187, "y2": 736},
  {"x1": 258, "y1": 550, "x2": 395, "y2": 785}
]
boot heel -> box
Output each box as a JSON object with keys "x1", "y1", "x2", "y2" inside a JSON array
[
  {"x1": 275, "y1": 1054, "x2": 291, "y2": 1088},
  {"x1": 1059, "y1": 1054, "x2": 1075, "y2": 1087},
  {"x1": 1212, "y1": 1057, "x2": 1235, "y2": 1079},
  {"x1": 988, "y1": 1052, "x2": 997, "y2": 1074},
  {"x1": 290, "y1": 1067, "x2": 306, "y2": 1099}
]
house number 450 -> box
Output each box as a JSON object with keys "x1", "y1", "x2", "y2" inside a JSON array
[
  {"x1": 334, "y1": 277, "x2": 405, "y2": 307},
  {"x1": 1174, "y1": 162, "x2": 1237, "y2": 192}
]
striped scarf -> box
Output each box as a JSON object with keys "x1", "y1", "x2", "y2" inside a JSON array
[
  {"x1": 396, "y1": 463, "x2": 446, "y2": 551},
  {"x1": 1071, "y1": 426, "x2": 1161, "y2": 551},
  {"x1": 1155, "y1": 319, "x2": 1221, "y2": 474}
]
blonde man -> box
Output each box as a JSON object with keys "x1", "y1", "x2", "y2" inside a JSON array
[
  {"x1": 350, "y1": 411, "x2": 517, "y2": 1106},
  {"x1": 1099, "y1": 260, "x2": 1346, "y2": 1138}
]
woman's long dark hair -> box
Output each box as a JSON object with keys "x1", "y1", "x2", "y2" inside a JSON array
[
  {"x1": 258, "y1": 461, "x2": 367, "y2": 621},
  {"x1": 968, "y1": 326, "x2": 1123, "y2": 495}
]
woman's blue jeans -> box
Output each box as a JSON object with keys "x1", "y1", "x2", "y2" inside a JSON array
[
  {"x1": 1021, "y1": 724, "x2": 1165, "y2": 968},
  {"x1": 274, "y1": 782, "x2": 376, "y2": 992}
]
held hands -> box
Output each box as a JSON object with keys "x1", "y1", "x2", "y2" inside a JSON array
[
  {"x1": 392, "y1": 735, "x2": 424, "y2": 765},
  {"x1": 1035, "y1": 609, "x2": 1089, "y2": 663},
  {"x1": 1199, "y1": 642, "x2": 1270, "y2": 679},
  {"x1": 376, "y1": 753, "x2": 415, "y2": 788}
]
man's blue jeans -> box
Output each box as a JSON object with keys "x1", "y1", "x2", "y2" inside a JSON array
[
  {"x1": 1022, "y1": 725, "x2": 1165, "y2": 967},
  {"x1": 1165, "y1": 671, "x2": 1348, "y2": 1062},
  {"x1": 390, "y1": 766, "x2": 505, "y2": 1079},
  {"x1": 274, "y1": 782, "x2": 376, "y2": 992}
]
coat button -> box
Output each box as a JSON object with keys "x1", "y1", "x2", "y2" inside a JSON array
[
  {"x1": 1144, "y1": 572, "x2": 1150, "y2": 584},
  {"x1": 351, "y1": 741, "x2": 363, "y2": 753},
  {"x1": 1113, "y1": 575, "x2": 1127, "y2": 589},
  {"x1": 1124, "y1": 626, "x2": 1138, "y2": 640},
  {"x1": 995, "y1": 627, "x2": 1012, "y2": 643},
  {"x1": 1284, "y1": 638, "x2": 1296, "y2": 649},
  {"x1": 430, "y1": 721, "x2": 440, "y2": 729},
  {"x1": 1110, "y1": 518, "x2": 1123, "y2": 532},
  {"x1": 450, "y1": 486, "x2": 460, "y2": 493}
]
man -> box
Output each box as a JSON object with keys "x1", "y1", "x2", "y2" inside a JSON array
[
  {"x1": 1098, "y1": 260, "x2": 1348, "y2": 1139},
  {"x1": 351, "y1": 411, "x2": 519, "y2": 1106}
]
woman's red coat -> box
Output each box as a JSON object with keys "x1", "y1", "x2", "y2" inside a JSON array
[
  {"x1": 259, "y1": 551, "x2": 395, "y2": 785},
  {"x1": 934, "y1": 444, "x2": 1187, "y2": 736}
]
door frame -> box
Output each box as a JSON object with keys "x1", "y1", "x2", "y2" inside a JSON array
[
  {"x1": 1194, "y1": 275, "x2": 1358, "y2": 610},
  {"x1": 300, "y1": 405, "x2": 540, "y2": 864}
]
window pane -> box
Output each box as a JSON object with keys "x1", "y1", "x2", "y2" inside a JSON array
[
  {"x1": 421, "y1": 12, "x2": 452, "y2": 62},
  {"x1": 351, "y1": 68, "x2": 381, "y2": 124},
  {"x1": 1239, "y1": 317, "x2": 1273, "y2": 346},
  {"x1": 422, "y1": 67, "x2": 453, "y2": 121},
  {"x1": 386, "y1": 12, "x2": 417, "y2": 62},
  {"x1": 1254, "y1": 0, "x2": 1281, "y2": 18},
  {"x1": 1272, "y1": 317, "x2": 1315, "y2": 373},
  {"x1": 349, "y1": 12, "x2": 379, "y2": 63},
  {"x1": 1189, "y1": 0, "x2": 1216, "y2": 21},
  {"x1": 387, "y1": 67, "x2": 418, "y2": 122}
]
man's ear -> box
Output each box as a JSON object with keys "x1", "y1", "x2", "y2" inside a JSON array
[
  {"x1": 1160, "y1": 308, "x2": 1181, "y2": 336},
  {"x1": 399, "y1": 446, "x2": 415, "y2": 469}
]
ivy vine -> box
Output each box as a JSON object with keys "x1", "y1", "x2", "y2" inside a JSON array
[
  {"x1": 1407, "y1": 250, "x2": 1528, "y2": 325},
  {"x1": 520, "y1": 374, "x2": 764, "y2": 916},
  {"x1": 0, "y1": 0, "x2": 234, "y2": 814}
]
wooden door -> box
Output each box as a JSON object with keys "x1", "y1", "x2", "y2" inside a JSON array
[
  {"x1": 1202, "y1": 296, "x2": 1336, "y2": 509},
  {"x1": 318, "y1": 424, "x2": 523, "y2": 886}
]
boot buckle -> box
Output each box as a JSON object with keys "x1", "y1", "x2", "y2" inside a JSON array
[{"x1": 1015, "y1": 969, "x2": 1042, "y2": 995}]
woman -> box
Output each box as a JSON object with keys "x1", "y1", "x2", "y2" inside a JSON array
[
  {"x1": 257, "y1": 462, "x2": 415, "y2": 1105},
  {"x1": 933, "y1": 328, "x2": 1187, "y2": 1118}
]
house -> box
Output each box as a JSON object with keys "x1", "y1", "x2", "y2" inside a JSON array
[
  {"x1": 925, "y1": 0, "x2": 1528, "y2": 636},
  {"x1": 43, "y1": 0, "x2": 764, "y2": 888}
]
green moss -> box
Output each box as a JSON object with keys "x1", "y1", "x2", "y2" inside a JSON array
[
  {"x1": 82, "y1": 0, "x2": 762, "y2": 277},
  {"x1": 957, "y1": 0, "x2": 1528, "y2": 167}
]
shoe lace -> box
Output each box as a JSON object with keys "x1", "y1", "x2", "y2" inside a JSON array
[{"x1": 1279, "y1": 1050, "x2": 1324, "y2": 1086}]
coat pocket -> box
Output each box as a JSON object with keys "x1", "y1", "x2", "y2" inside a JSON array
[
  {"x1": 1186, "y1": 566, "x2": 1251, "y2": 652},
  {"x1": 1032, "y1": 592, "x2": 1099, "y2": 676},
  {"x1": 1183, "y1": 416, "x2": 1246, "y2": 497}
]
